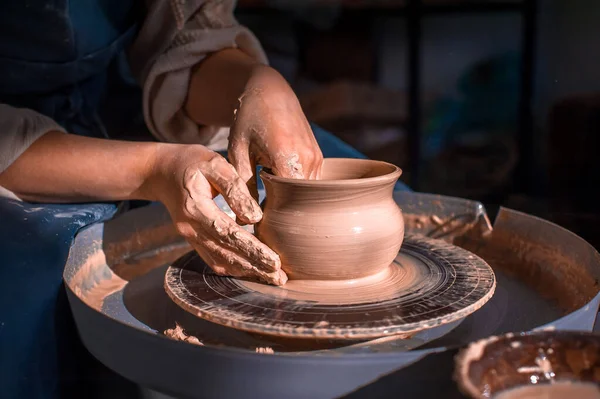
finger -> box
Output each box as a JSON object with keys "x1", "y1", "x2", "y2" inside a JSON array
[
  {"x1": 188, "y1": 196, "x2": 281, "y2": 272},
  {"x1": 193, "y1": 241, "x2": 287, "y2": 286},
  {"x1": 199, "y1": 154, "x2": 262, "y2": 225},
  {"x1": 302, "y1": 119, "x2": 324, "y2": 180},
  {"x1": 228, "y1": 138, "x2": 259, "y2": 203},
  {"x1": 309, "y1": 149, "x2": 324, "y2": 180},
  {"x1": 234, "y1": 155, "x2": 257, "y2": 227},
  {"x1": 269, "y1": 152, "x2": 306, "y2": 179}
]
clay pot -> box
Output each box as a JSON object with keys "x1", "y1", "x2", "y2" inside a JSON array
[{"x1": 256, "y1": 158, "x2": 404, "y2": 281}]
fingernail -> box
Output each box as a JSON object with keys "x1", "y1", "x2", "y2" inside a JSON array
[
  {"x1": 272, "y1": 270, "x2": 288, "y2": 286},
  {"x1": 246, "y1": 199, "x2": 262, "y2": 222},
  {"x1": 261, "y1": 250, "x2": 281, "y2": 271}
]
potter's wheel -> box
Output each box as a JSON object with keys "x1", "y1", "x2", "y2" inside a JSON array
[
  {"x1": 60, "y1": 190, "x2": 600, "y2": 399},
  {"x1": 164, "y1": 234, "x2": 496, "y2": 340}
]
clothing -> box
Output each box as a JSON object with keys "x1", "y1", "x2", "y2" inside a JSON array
[
  {"x1": 0, "y1": 0, "x2": 267, "y2": 197},
  {"x1": 0, "y1": 200, "x2": 120, "y2": 399},
  {"x1": 0, "y1": 4, "x2": 410, "y2": 399},
  {"x1": 0, "y1": 2, "x2": 264, "y2": 397}
]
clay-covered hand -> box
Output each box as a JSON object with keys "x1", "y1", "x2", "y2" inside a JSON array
[
  {"x1": 148, "y1": 144, "x2": 287, "y2": 285},
  {"x1": 228, "y1": 67, "x2": 323, "y2": 199}
]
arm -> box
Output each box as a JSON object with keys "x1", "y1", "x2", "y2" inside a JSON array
[
  {"x1": 128, "y1": 0, "x2": 269, "y2": 146},
  {"x1": 0, "y1": 131, "x2": 157, "y2": 203},
  {"x1": 187, "y1": 47, "x2": 323, "y2": 196},
  {"x1": 0, "y1": 130, "x2": 286, "y2": 285},
  {"x1": 185, "y1": 48, "x2": 265, "y2": 127},
  {"x1": 129, "y1": 0, "x2": 322, "y2": 198}
]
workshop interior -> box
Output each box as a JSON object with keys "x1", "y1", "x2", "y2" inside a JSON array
[
  {"x1": 1, "y1": 1, "x2": 599, "y2": 398},
  {"x1": 239, "y1": 0, "x2": 600, "y2": 235}
]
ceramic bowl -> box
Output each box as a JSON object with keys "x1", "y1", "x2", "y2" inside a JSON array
[{"x1": 454, "y1": 331, "x2": 600, "y2": 398}]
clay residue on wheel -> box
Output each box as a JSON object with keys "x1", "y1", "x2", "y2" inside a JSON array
[
  {"x1": 457, "y1": 231, "x2": 599, "y2": 312},
  {"x1": 69, "y1": 251, "x2": 128, "y2": 311},
  {"x1": 411, "y1": 206, "x2": 600, "y2": 313},
  {"x1": 104, "y1": 223, "x2": 191, "y2": 281},
  {"x1": 164, "y1": 235, "x2": 496, "y2": 340},
  {"x1": 403, "y1": 212, "x2": 484, "y2": 242},
  {"x1": 495, "y1": 383, "x2": 600, "y2": 399},
  {"x1": 255, "y1": 347, "x2": 274, "y2": 354},
  {"x1": 164, "y1": 323, "x2": 204, "y2": 346},
  {"x1": 237, "y1": 253, "x2": 428, "y2": 305}
]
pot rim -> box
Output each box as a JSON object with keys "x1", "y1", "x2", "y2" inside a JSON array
[{"x1": 259, "y1": 158, "x2": 402, "y2": 187}]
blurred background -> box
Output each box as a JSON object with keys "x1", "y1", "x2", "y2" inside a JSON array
[{"x1": 235, "y1": 0, "x2": 600, "y2": 248}]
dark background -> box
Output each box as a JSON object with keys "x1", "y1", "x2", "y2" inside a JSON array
[{"x1": 235, "y1": 0, "x2": 600, "y2": 250}]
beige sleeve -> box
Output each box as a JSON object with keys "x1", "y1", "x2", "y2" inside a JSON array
[
  {"x1": 0, "y1": 104, "x2": 66, "y2": 174},
  {"x1": 0, "y1": 104, "x2": 67, "y2": 200},
  {"x1": 128, "y1": 0, "x2": 268, "y2": 149}
]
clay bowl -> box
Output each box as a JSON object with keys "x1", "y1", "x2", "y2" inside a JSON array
[
  {"x1": 454, "y1": 331, "x2": 600, "y2": 399},
  {"x1": 256, "y1": 158, "x2": 404, "y2": 281}
]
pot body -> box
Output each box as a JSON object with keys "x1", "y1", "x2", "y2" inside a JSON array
[{"x1": 256, "y1": 160, "x2": 404, "y2": 281}]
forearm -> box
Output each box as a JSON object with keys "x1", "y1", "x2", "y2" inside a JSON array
[
  {"x1": 0, "y1": 131, "x2": 160, "y2": 203},
  {"x1": 185, "y1": 48, "x2": 279, "y2": 127}
]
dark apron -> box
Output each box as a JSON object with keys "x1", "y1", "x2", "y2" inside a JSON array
[
  {"x1": 0, "y1": 0, "x2": 144, "y2": 138},
  {"x1": 0, "y1": 2, "x2": 142, "y2": 398}
]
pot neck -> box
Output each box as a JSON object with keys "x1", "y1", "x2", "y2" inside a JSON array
[{"x1": 262, "y1": 179, "x2": 397, "y2": 206}]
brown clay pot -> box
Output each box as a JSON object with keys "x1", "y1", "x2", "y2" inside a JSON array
[{"x1": 256, "y1": 158, "x2": 404, "y2": 281}]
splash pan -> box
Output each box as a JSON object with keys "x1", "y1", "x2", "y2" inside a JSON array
[{"x1": 63, "y1": 191, "x2": 600, "y2": 398}]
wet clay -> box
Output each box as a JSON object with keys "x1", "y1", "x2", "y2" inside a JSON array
[
  {"x1": 494, "y1": 382, "x2": 600, "y2": 399},
  {"x1": 164, "y1": 323, "x2": 204, "y2": 346},
  {"x1": 165, "y1": 235, "x2": 495, "y2": 340},
  {"x1": 70, "y1": 251, "x2": 128, "y2": 311},
  {"x1": 457, "y1": 232, "x2": 598, "y2": 312},
  {"x1": 255, "y1": 347, "x2": 274, "y2": 354},
  {"x1": 256, "y1": 158, "x2": 404, "y2": 281},
  {"x1": 237, "y1": 252, "x2": 428, "y2": 305},
  {"x1": 455, "y1": 331, "x2": 600, "y2": 399}
]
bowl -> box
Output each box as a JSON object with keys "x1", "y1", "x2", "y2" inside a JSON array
[{"x1": 454, "y1": 331, "x2": 600, "y2": 398}]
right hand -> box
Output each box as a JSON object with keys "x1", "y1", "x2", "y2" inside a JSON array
[{"x1": 146, "y1": 144, "x2": 287, "y2": 285}]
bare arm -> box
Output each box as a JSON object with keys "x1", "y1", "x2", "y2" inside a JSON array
[
  {"x1": 185, "y1": 46, "x2": 323, "y2": 198},
  {"x1": 0, "y1": 131, "x2": 159, "y2": 203},
  {"x1": 0, "y1": 130, "x2": 285, "y2": 284},
  {"x1": 128, "y1": 0, "x2": 269, "y2": 145},
  {"x1": 185, "y1": 48, "x2": 266, "y2": 127}
]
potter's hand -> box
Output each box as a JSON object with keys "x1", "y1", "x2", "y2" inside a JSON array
[
  {"x1": 150, "y1": 145, "x2": 287, "y2": 286},
  {"x1": 228, "y1": 67, "x2": 323, "y2": 198}
]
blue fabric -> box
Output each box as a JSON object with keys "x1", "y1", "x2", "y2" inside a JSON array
[
  {"x1": 0, "y1": 0, "x2": 141, "y2": 138},
  {"x1": 0, "y1": 200, "x2": 118, "y2": 399}
]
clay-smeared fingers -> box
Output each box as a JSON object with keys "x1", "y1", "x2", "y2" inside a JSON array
[
  {"x1": 308, "y1": 149, "x2": 324, "y2": 180},
  {"x1": 194, "y1": 241, "x2": 287, "y2": 286},
  {"x1": 200, "y1": 154, "x2": 261, "y2": 225},
  {"x1": 228, "y1": 140, "x2": 259, "y2": 202},
  {"x1": 189, "y1": 196, "x2": 281, "y2": 272}
]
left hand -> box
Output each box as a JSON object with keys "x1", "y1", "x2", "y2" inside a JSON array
[{"x1": 228, "y1": 67, "x2": 323, "y2": 200}]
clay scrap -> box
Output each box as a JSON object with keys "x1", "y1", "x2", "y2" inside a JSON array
[{"x1": 164, "y1": 323, "x2": 203, "y2": 346}]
